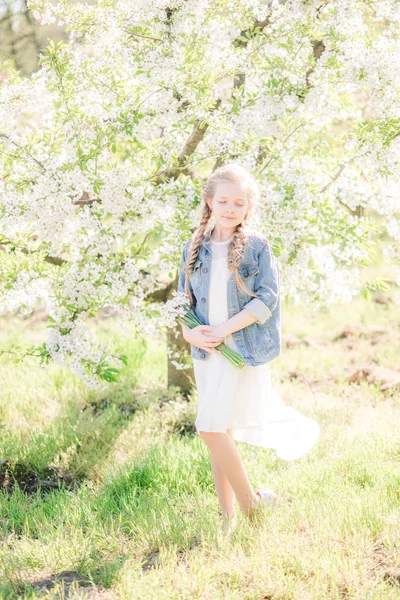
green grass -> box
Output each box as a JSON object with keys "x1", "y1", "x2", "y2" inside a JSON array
[{"x1": 0, "y1": 275, "x2": 400, "y2": 598}]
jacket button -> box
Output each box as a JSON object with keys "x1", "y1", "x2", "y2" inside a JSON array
[
  {"x1": 201, "y1": 297, "x2": 206, "y2": 302},
  {"x1": 202, "y1": 267, "x2": 208, "y2": 273}
]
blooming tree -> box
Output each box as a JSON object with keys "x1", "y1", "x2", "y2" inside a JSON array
[{"x1": 1, "y1": 0, "x2": 399, "y2": 387}]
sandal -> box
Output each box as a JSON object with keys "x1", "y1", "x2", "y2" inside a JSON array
[{"x1": 256, "y1": 489, "x2": 277, "y2": 510}]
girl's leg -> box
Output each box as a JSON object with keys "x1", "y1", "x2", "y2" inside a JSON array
[
  {"x1": 209, "y1": 428, "x2": 236, "y2": 518},
  {"x1": 199, "y1": 430, "x2": 261, "y2": 520}
]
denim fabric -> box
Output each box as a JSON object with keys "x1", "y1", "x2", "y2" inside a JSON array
[{"x1": 177, "y1": 230, "x2": 281, "y2": 366}]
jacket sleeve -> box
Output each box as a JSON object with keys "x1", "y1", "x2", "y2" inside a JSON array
[
  {"x1": 177, "y1": 240, "x2": 189, "y2": 295},
  {"x1": 243, "y1": 242, "x2": 280, "y2": 325}
]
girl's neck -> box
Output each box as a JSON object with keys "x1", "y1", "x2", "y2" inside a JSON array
[
  {"x1": 211, "y1": 235, "x2": 233, "y2": 244},
  {"x1": 210, "y1": 225, "x2": 235, "y2": 243}
]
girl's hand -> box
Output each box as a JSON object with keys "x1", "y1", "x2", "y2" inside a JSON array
[
  {"x1": 203, "y1": 323, "x2": 229, "y2": 340},
  {"x1": 185, "y1": 325, "x2": 224, "y2": 354}
]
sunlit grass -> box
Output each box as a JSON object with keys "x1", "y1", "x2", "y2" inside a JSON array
[{"x1": 0, "y1": 262, "x2": 399, "y2": 598}]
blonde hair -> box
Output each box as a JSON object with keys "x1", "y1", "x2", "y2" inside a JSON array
[{"x1": 184, "y1": 163, "x2": 260, "y2": 306}]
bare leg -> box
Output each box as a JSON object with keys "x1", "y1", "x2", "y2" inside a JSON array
[
  {"x1": 199, "y1": 430, "x2": 261, "y2": 519},
  {"x1": 209, "y1": 428, "x2": 236, "y2": 518}
]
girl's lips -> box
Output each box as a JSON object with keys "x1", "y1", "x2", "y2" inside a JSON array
[{"x1": 223, "y1": 216, "x2": 235, "y2": 220}]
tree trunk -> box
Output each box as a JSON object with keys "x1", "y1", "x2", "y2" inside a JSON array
[{"x1": 166, "y1": 272, "x2": 196, "y2": 395}]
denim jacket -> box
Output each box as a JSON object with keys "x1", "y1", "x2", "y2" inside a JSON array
[{"x1": 177, "y1": 229, "x2": 281, "y2": 366}]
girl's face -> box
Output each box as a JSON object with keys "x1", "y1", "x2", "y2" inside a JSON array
[{"x1": 208, "y1": 181, "x2": 248, "y2": 231}]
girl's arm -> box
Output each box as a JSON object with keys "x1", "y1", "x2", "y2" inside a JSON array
[
  {"x1": 217, "y1": 308, "x2": 259, "y2": 337},
  {"x1": 241, "y1": 241, "x2": 280, "y2": 325}
]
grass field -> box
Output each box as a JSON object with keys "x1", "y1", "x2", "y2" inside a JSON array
[{"x1": 0, "y1": 260, "x2": 399, "y2": 598}]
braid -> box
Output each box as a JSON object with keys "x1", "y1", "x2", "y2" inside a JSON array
[
  {"x1": 184, "y1": 202, "x2": 212, "y2": 306},
  {"x1": 227, "y1": 221, "x2": 246, "y2": 271},
  {"x1": 227, "y1": 217, "x2": 258, "y2": 298}
]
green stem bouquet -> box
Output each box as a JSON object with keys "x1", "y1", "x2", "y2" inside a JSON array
[{"x1": 179, "y1": 304, "x2": 245, "y2": 369}]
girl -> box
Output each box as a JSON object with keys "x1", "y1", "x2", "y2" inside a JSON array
[{"x1": 177, "y1": 163, "x2": 320, "y2": 530}]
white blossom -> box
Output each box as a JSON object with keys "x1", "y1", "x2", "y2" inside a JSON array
[{"x1": 1, "y1": 0, "x2": 399, "y2": 384}]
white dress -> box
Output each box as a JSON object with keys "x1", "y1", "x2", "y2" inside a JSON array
[{"x1": 193, "y1": 236, "x2": 320, "y2": 461}]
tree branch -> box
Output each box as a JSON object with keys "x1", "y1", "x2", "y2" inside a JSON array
[{"x1": 0, "y1": 133, "x2": 46, "y2": 172}]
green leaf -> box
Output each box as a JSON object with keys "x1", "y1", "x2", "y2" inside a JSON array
[{"x1": 118, "y1": 354, "x2": 128, "y2": 366}]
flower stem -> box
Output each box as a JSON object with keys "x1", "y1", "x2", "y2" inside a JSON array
[{"x1": 179, "y1": 305, "x2": 244, "y2": 369}]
